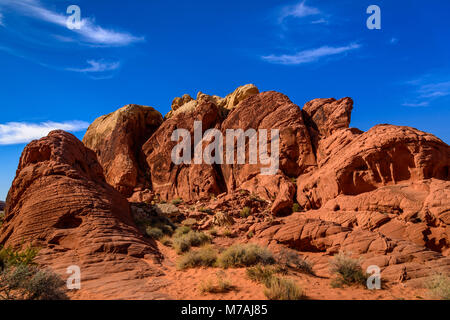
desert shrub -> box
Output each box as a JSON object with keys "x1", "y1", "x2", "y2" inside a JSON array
[
  {"x1": 218, "y1": 244, "x2": 275, "y2": 268},
  {"x1": 329, "y1": 252, "x2": 367, "y2": 287},
  {"x1": 240, "y1": 207, "x2": 251, "y2": 218},
  {"x1": 198, "y1": 207, "x2": 214, "y2": 215},
  {"x1": 160, "y1": 236, "x2": 172, "y2": 247},
  {"x1": 264, "y1": 277, "x2": 304, "y2": 300},
  {"x1": 146, "y1": 227, "x2": 164, "y2": 240},
  {"x1": 0, "y1": 211, "x2": 4, "y2": 227},
  {"x1": 174, "y1": 226, "x2": 192, "y2": 237},
  {"x1": 277, "y1": 249, "x2": 314, "y2": 275},
  {"x1": 171, "y1": 198, "x2": 183, "y2": 205},
  {"x1": 222, "y1": 228, "x2": 233, "y2": 238},
  {"x1": 173, "y1": 229, "x2": 211, "y2": 254},
  {"x1": 246, "y1": 265, "x2": 280, "y2": 286},
  {"x1": 176, "y1": 247, "x2": 218, "y2": 270},
  {"x1": 0, "y1": 264, "x2": 67, "y2": 300},
  {"x1": 209, "y1": 228, "x2": 218, "y2": 237},
  {"x1": 292, "y1": 203, "x2": 301, "y2": 213},
  {"x1": 426, "y1": 273, "x2": 450, "y2": 300},
  {"x1": 247, "y1": 231, "x2": 254, "y2": 239},
  {"x1": 0, "y1": 245, "x2": 38, "y2": 269},
  {"x1": 199, "y1": 271, "x2": 234, "y2": 294},
  {"x1": 134, "y1": 210, "x2": 175, "y2": 239}
]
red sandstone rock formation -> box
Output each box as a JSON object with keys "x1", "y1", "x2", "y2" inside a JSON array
[
  {"x1": 83, "y1": 104, "x2": 163, "y2": 197},
  {"x1": 0, "y1": 130, "x2": 167, "y2": 299},
  {"x1": 1, "y1": 86, "x2": 449, "y2": 299}
]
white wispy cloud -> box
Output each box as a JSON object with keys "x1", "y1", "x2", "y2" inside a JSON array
[
  {"x1": 403, "y1": 78, "x2": 450, "y2": 107},
  {"x1": 390, "y1": 38, "x2": 399, "y2": 44},
  {"x1": 0, "y1": 120, "x2": 89, "y2": 145},
  {"x1": 280, "y1": 1, "x2": 320, "y2": 22},
  {"x1": 0, "y1": 12, "x2": 4, "y2": 26},
  {"x1": 1, "y1": 0, "x2": 144, "y2": 46},
  {"x1": 262, "y1": 43, "x2": 361, "y2": 65},
  {"x1": 402, "y1": 102, "x2": 429, "y2": 107},
  {"x1": 66, "y1": 60, "x2": 120, "y2": 73}
]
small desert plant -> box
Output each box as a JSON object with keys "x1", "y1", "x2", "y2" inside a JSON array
[
  {"x1": 218, "y1": 244, "x2": 275, "y2": 268},
  {"x1": 209, "y1": 228, "x2": 218, "y2": 237},
  {"x1": 199, "y1": 271, "x2": 234, "y2": 294},
  {"x1": 0, "y1": 265, "x2": 67, "y2": 300},
  {"x1": 0, "y1": 211, "x2": 4, "y2": 227},
  {"x1": 171, "y1": 198, "x2": 183, "y2": 205},
  {"x1": 277, "y1": 249, "x2": 314, "y2": 275},
  {"x1": 0, "y1": 245, "x2": 38, "y2": 269},
  {"x1": 160, "y1": 236, "x2": 172, "y2": 247},
  {"x1": 264, "y1": 277, "x2": 304, "y2": 300},
  {"x1": 329, "y1": 252, "x2": 367, "y2": 287},
  {"x1": 246, "y1": 265, "x2": 280, "y2": 286},
  {"x1": 222, "y1": 228, "x2": 233, "y2": 238},
  {"x1": 198, "y1": 207, "x2": 214, "y2": 215},
  {"x1": 173, "y1": 229, "x2": 211, "y2": 254},
  {"x1": 240, "y1": 207, "x2": 251, "y2": 218},
  {"x1": 426, "y1": 273, "x2": 450, "y2": 300},
  {"x1": 146, "y1": 227, "x2": 164, "y2": 240},
  {"x1": 292, "y1": 203, "x2": 301, "y2": 213},
  {"x1": 176, "y1": 247, "x2": 218, "y2": 270},
  {"x1": 247, "y1": 231, "x2": 254, "y2": 239}
]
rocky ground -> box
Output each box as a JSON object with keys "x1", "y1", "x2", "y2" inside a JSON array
[{"x1": 0, "y1": 84, "x2": 448, "y2": 300}]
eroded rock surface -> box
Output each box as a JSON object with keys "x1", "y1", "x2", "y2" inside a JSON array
[
  {"x1": 1, "y1": 130, "x2": 167, "y2": 299},
  {"x1": 83, "y1": 104, "x2": 163, "y2": 197}
]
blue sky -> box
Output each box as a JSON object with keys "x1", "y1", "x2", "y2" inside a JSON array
[{"x1": 0, "y1": 0, "x2": 449, "y2": 200}]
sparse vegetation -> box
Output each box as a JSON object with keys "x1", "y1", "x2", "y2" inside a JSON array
[
  {"x1": 0, "y1": 211, "x2": 4, "y2": 227},
  {"x1": 329, "y1": 252, "x2": 367, "y2": 287},
  {"x1": 246, "y1": 265, "x2": 281, "y2": 286},
  {"x1": 0, "y1": 246, "x2": 67, "y2": 300},
  {"x1": 240, "y1": 207, "x2": 251, "y2": 218},
  {"x1": 264, "y1": 277, "x2": 304, "y2": 300},
  {"x1": 277, "y1": 249, "x2": 314, "y2": 275},
  {"x1": 176, "y1": 247, "x2": 218, "y2": 270},
  {"x1": 247, "y1": 231, "x2": 254, "y2": 239},
  {"x1": 198, "y1": 207, "x2": 214, "y2": 215},
  {"x1": 172, "y1": 227, "x2": 211, "y2": 254},
  {"x1": 426, "y1": 273, "x2": 450, "y2": 300},
  {"x1": 133, "y1": 208, "x2": 176, "y2": 239},
  {"x1": 0, "y1": 245, "x2": 38, "y2": 268},
  {"x1": 198, "y1": 271, "x2": 235, "y2": 294},
  {"x1": 208, "y1": 228, "x2": 218, "y2": 237},
  {"x1": 292, "y1": 203, "x2": 301, "y2": 213},
  {"x1": 171, "y1": 198, "x2": 183, "y2": 205},
  {"x1": 160, "y1": 236, "x2": 172, "y2": 247},
  {"x1": 217, "y1": 244, "x2": 275, "y2": 268},
  {"x1": 145, "y1": 227, "x2": 164, "y2": 240},
  {"x1": 222, "y1": 228, "x2": 233, "y2": 238}
]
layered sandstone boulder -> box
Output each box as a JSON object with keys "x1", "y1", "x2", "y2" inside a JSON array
[
  {"x1": 165, "y1": 84, "x2": 259, "y2": 119},
  {"x1": 1, "y1": 130, "x2": 167, "y2": 299},
  {"x1": 143, "y1": 101, "x2": 225, "y2": 201},
  {"x1": 83, "y1": 104, "x2": 163, "y2": 197},
  {"x1": 297, "y1": 125, "x2": 450, "y2": 210}
]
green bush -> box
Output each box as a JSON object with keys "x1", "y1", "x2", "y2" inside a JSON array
[
  {"x1": 217, "y1": 244, "x2": 275, "y2": 268},
  {"x1": 240, "y1": 207, "x2": 251, "y2": 218},
  {"x1": 426, "y1": 273, "x2": 450, "y2": 300},
  {"x1": 0, "y1": 245, "x2": 38, "y2": 269},
  {"x1": 329, "y1": 252, "x2": 367, "y2": 287},
  {"x1": 264, "y1": 277, "x2": 304, "y2": 300},
  {"x1": 292, "y1": 203, "x2": 301, "y2": 213},
  {"x1": 146, "y1": 227, "x2": 164, "y2": 240},
  {"x1": 173, "y1": 229, "x2": 211, "y2": 254},
  {"x1": 246, "y1": 265, "x2": 280, "y2": 286},
  {"x1": 176, "y1": 247, "x2": 218, "y2": 270},
  {"x1": 0, "y1": 264, "x2": 67, "y2": 300}
]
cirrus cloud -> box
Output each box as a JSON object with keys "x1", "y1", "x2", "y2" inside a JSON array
[
  {"x1": 0, "y1": 120, "x2": 89, "y2": 145},
  {"x1": 262, "y1": 43, "x2": 361, "y2": 65}
]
